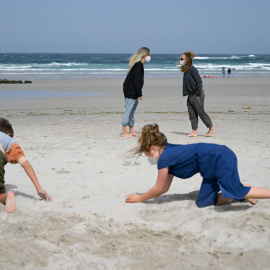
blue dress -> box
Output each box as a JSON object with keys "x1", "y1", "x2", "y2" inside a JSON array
[{"x1": 157, "y1": 143, "x2": 251, "y2": 208}]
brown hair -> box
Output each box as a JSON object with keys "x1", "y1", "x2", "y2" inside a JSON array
[
  {"x1": 135, "y1": 124, "x2": 167, "y2": 155},
  {"x1": 0, "y1": 118, "x2": 14, "y2": 137},
  {"x1": 180, "y1": 51, "x2": 195, "y2": 73}
]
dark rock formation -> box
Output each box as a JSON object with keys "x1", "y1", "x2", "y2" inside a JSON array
[{"x1": 0, "y1": 79, "x2": 32, "y2": 84}]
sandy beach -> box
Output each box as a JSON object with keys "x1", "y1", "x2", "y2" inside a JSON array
[{"x1": 0, "y1": 76, "x2": 270, "y2": 269}]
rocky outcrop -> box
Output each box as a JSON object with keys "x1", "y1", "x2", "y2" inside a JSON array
[{"x1": 0, "y1": 79, "x2": 32, "y2": 84}]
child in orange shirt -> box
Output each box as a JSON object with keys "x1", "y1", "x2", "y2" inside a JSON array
[{"x1": 0, "y1": 118, "x2": 52, "y2": 213}]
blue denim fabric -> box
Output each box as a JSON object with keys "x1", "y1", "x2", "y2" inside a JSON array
[{"x1": 121, "y1": 98, "x2": 139, "y2": 126}]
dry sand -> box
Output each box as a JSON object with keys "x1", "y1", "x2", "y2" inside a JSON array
[{"x1": 0, "y1": 77, "x2": 270, "y2": 269}]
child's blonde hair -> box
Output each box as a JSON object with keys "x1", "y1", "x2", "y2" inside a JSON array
[{"x1": 128, "y1": 47, "x2": 150, "y2": 74}]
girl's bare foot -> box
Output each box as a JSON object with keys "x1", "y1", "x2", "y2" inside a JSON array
[
  {"x1": 245, "y1": 184, "x2": 258, "y2": 205},
  {"x1": 5, "y1": 191, "x2": 16, "y2": 213},
  {"x1": 247, "y1": 198, "x2": 258, "y2": 205},
  {"x1": 187, "y1": 131, "x2": 197, "y2": 137},
  {"x1": 205, "y1": 127, "x2": 216, "y2": 137},
  {"x1": 122, "y1": 132, "x2": 132, "y2": 138}
]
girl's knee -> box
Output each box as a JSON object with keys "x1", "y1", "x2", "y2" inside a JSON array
[
  {"x1": 195, "y1": 197, "x2": 211, "y2": 208},
  {"x1": 196, "y1": 195, "x2": 218, "y2": 208},
  {"x1": 195, "y1": 200, "x2": 207, "y2": 208}
]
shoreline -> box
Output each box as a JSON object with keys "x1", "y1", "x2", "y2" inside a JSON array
[{"x1": 1, "y1": 73, "x2": 270, "y2": 81}]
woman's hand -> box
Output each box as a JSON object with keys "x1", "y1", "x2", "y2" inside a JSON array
[
  {"x1": 38, "y1": 189, "x2": 53, "y2": 201},
  {"x1": 125, "y1": 194, "x2": 141, "y2": 203},
  {"x1": 138, "y1": 96, "x2": 143, "y2": 101}
]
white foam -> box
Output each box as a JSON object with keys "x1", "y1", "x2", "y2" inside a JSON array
[
  {"x1": 231, "y1": 56, "x2": 241, "y2": 59},
  {"x1": 0, "y1": 65, "x2": 32, "y2": 69},
  {"x1": 194, "y1": 57, "x2": 209, "y2": 60},
  {"x1": 46, "y1": 62, "x2": 88, "y2": 67},
  {"x1": 145, "y1": 68, "x2": 177, "y2": 71},
  {"x1": 194, "y1": 56, "x2": 241, "y2": 60}
]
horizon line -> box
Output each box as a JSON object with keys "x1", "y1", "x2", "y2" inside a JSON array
[{"x1": 0, "y1": 52, "x2": 269, "y2": 55}]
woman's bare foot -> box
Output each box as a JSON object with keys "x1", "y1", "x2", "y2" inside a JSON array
[
  {"x1": 205, "y1": 127, "x2": 216, "y2": 137},
  {"x1": 130, "y1": 132, "x2": 139, "y2": 137},
  {"x1": 5, "y1": 191, "x2": 16, "y2": 213},
  {"x1": 129, "y1": 127, "x2": 139, "y2": 137},
  {"x1": 245, "y1": 184, "x2": 258, "y2": 205},
  {"x1": 187, "y1": 131, "x2": 197, "y2": 137},
  {"x1": 122, "y1": 132, "x2": 132, "y2": 138}
]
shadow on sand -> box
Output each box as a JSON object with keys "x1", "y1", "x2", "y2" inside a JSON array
[
  {"x1": 139, "y1": 190, "x2": 253, "y2": 211},
  {"x1": 169, "y1": 131, "x2": 207, "y2": 137},
  {"x1": 5, "y1": 184, "x2": 35, "y2": 199}
]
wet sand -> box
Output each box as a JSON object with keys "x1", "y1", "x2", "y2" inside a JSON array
[{"x1": 0, "y1": 76, "x2": 270, "y2": 269}]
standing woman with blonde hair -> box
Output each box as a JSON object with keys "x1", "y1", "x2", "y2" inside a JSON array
[
  {"x1": 121, "y1": 47, "x2": 151, "y2": 137},
  {"x1": 180, "y1": 51, "x2": 215, "y2": 137}
]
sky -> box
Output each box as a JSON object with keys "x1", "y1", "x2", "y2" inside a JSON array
[{"x1": 0, "y1": 0, "x2": 270, "y2": 54}]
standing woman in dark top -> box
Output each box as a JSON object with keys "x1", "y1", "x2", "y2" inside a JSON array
[
  {"x1": 121, "y1": 47, "x2": 151, "y2": 138},
  {"x1": 180, "y1": 51, "x2": 215, "y2": 137}
]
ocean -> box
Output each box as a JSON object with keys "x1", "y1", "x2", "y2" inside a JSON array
[{"x1": 1, "y1": 53, "x2": 270, "y2": 80}]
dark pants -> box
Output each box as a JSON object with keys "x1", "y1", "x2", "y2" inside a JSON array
[
  {"x1": 0, "y1": 151, "x2": 7, "y2": 194},
  {"x1": 187, "y1": 90, "x2": 213, "y2": 130}
]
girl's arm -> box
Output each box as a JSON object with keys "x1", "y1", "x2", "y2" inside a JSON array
[
  {"x1": 22, "y1": 161, "x2": 53, "y2": 201},
  {"x1": 125, "y1": 167, "x2": 174, "y2": 203}
]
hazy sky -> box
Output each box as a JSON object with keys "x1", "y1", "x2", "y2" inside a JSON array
[{"x1": 1, "y1": 0, "x2": 269, "y2": 54}]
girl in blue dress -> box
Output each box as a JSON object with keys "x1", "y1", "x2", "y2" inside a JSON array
[{"x1": 126, "y1": 124, "x2": 270, "y2": 207}]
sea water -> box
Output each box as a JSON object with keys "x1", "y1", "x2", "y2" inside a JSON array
[{"x1": 0, "y1": 53, "x2": 270, "y2": 80}]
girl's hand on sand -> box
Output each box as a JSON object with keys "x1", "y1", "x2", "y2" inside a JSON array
[
  {"x1": 125, "y1": 194, "x2": 141, "y2": 203},
  {"x1": 38, "y1": 189, "x2": 53, "y2": 201}
]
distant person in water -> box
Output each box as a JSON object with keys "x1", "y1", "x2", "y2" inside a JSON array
[
  {"x1": 222, "y1": 67, "x2": 225, "y2": 77},
  {"x1": 125, "y1": 124, "x2": 270, "y2": 208},
  {"x1": 121, "y1": 47, "x2": 151, "y2": 138},
  {"x1": 179, "y1": 51, "x2": 215, "y2": 137},
  {"x1": 228, "y1": 68, "x2": 231, "y2": 78},
  {"x1": 0, "y1": 118, "x2": 52, "y2": 213}
]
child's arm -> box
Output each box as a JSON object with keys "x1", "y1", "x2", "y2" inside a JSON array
[
  {"x1": 22, "y1": 161, "x2": 52, "y2": 201},
  {"x1": 125, "y1": 167, "x2": 173, "y2": 203}
]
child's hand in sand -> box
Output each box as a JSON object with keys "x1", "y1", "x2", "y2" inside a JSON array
[
  {"x1": 38, "y1": 189, "x2": 53, "y2": 201},
  {"x1": 125, "y1": 194, "x2": 141, "y2": 203}
]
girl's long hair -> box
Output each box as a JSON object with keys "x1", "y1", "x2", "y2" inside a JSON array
[
  {"x1": 180, "y1": 51, "x2": 195, "y2": 73},
  {"x1": 134, "y1": 123, "x2": 167, "y2": 156},
  {"x1": 128, "y1": 47, "x2": 150, "y2": 74}
]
